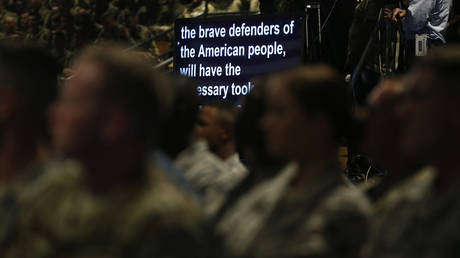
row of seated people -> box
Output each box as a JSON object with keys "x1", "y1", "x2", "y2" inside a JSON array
[
  {"x1": 0, "y1": 0, "x2": 260, "y2": 71},
  {"x1": 0, "y1": 40, "x2": 459, "y2": 258}
]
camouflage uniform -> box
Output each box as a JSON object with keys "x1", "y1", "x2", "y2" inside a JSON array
[
  {"x1": 125, "y1": 23, "x2": 159, "y2": 55},
  {"x1": 138, "y1": 0, "x2": 182, "y2": 41},
  {"x1": 24, "y1": 28, "x2": 51, "y2": 47},
  {"x1": 209, "y1": 0, "x2": 244, "y2": 13},
  {"x1": 0, "y1": 14, "x2": 19, "y2": 39},
  {"x1": 0, "y1": 8, "x2": 15, "y2": 25},
  {"x1": 0, "y1": 158, "x2": 209, "y2": 258},
  {"x1": 96, "y1": 25, "x2": 127, "y2": 43},
  {"x1": 180, "y1": 0, "x2": 245, "y2": 18},
  {"x1": 181, "y1": 1, "x2": 208, "y2": 18},
  {"x1": 216, "y1": 162, "x2": 371, "y2": 258},
  {"x1": 363, "y1": 167, "x2": 460, "y2": 258},
  {"x1": 72, "y1": 0, "x2": 92, "y2": 11},
  {"x1": 51, "y1": 48, "x2": 73, "y2": 69},
  {"x1": 174, "y1": 141, "x2": 247, "y2": 217}
]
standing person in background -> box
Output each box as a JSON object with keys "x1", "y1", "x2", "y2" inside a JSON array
[{"x1": 389, "y1": 0, "x2": 452, "y2": 63}]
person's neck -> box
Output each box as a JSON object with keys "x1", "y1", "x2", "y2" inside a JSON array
[
  {"x1": 291, "y1": 146, "x2": 338, "y2": 192},
  {"x1": 215, "y1": 140, "x2": 235, "y2": 161},
  {"x1": 82, "y1": 143, "x2": 146, "y2": 195},
  {"x1": 0, "y1": 128, "x2": 47, "y2": 183}
]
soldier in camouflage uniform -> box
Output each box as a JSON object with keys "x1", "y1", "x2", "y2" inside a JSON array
[
  {"x1": 0, "y1": 14, "x2": 20, "y2": 39},
  {"x1": 0, "y1": 43, "x2": 58, "y2": 194},
  {"x1": 24, "y1": 12, "x2": 50, "y2": 46},
  {"x1": 217, "y1": 162, "x2": 371, "y2": 258},
  {"x1": 216, "y1": 66, "x2": 371, "y2": 258},
  {"x1": 0, "y1": 45, "x2": 210, "y2": 258},
  {"x1": 95, "y1": 8, "x2": 127, "y2": 43},
  {"x1": 0, "y1": 0, "x2": 16, "y2": 26},
  {"x1": 124, "y1": 10, "x2": 159, "y2": 55},
  {"x1": 208, "y1": 0, "x2": 246, "y2": 13},
  {"x1": 364, "y1": 46, "x2": 460, "y2": 258},
  {"x1": 50, "y1": 30, "x2": 73, "y2": 69},
  {"x1": 1, "y1": 157, "x2": 209, "y2": 258}
]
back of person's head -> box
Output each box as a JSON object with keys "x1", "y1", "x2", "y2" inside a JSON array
[
  {"x1": 277, "y1": 65, "x2": 353, "y2": 144},
  {"x1": 158, "y1": 76, "x2": 200, "y2": 158},
  {"x1": 362, "y1": 78, "x2": 407, "y2": 171},
  {"x1": 78, "y1": 44, "x2": 160, "y2": 144},
  {"x1": 262, "y1": 65, "x2": 353, "y2": 161},
  {"x1": 235, "y1": 77, "x2": 284, "y2": 169},
  {"x1": 0, "y1": 41, "x2": 58, "y2": 141}
]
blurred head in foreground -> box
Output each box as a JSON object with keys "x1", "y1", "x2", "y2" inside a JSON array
[
  {"x1": 262, "y1": 65, "x2": 353, "y2": 166},
  {"x1": 399, "y1": 46, "x2": 460, "y2": 176},
  {"x1": 50, "y1": 44, "x2": 160, "y2": 187},
  {"x1": 362, "y1": 78, "x2": 408, "y2": 173},
  {"x1": 0, "y1": 42, "x2": 58, "y2": 180}
]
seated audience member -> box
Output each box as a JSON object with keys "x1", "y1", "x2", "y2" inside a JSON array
[
  {"x1": 364, "y1": 45, "x2": 460, "y2": 258},
  {"x1": 0, "y1": 45, "x2": 209, "y2": 258},
  {"x1": 175, "y1": 101, "x2": 247, "y2": 216},
  {"x1": 154, "y1": 75, "x2": 202, "y2": 199},
  {"x1": 0, "y1": 14, "x2": 20, "y2": 39},
  {"x1": 0, "y1": 42, "x2": 58, "y2": 189},
  {"x1": 217, "y1": 65, "x2": 371, "y2": 258},
  {"x1": 196, "y1": 102, "x2": 247, "y2": 176},
  {"x1": 359, "y1": 78, "x2": 424, "y2": 202},
  {"x1": 24, "y1": 12, "x2": 50, "y2": 47},
  {"x1": 158, "y1": 76, "x2": 201, "y2": 159},
  {"x1": 213, "y1": 78, "x2": 286, "y2": 225}
]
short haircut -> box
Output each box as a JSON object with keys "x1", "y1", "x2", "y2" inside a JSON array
[
  {"x1": 76, "y1": 44, "x2": 161, "y2": 144},
  {"x1": 158, "y1": 76, "x2": 201, "y2": 158},
  {"x1": 271, "y1": 65, "x2": 354, "y2": 144},
  {"x1": 203, "y1": 101, "x2": 239, "y2": 134},
  {"x1": 235, "y1": 77, "x2": 270, "y2": 163}
]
